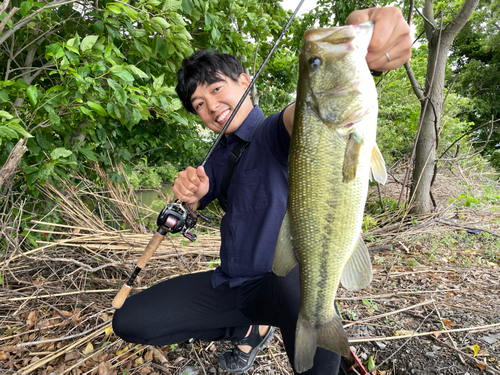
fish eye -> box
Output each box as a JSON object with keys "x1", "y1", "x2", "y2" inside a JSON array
[{"x1": 309, "y1": 56, "x2": 321, "y2": 68}]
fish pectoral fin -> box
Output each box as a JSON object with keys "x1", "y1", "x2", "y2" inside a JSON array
[
  {"x1": 295, "y1": 312, "x2": 350, "y2": 373},
  {"x1": 370, "y1": 143, "x2": 387, "y2": 185},
  {"x1": 342, "y1": 132, "x2": 363, "y2": 183},
  {"x1": 272, "y1": 210, "x2": 298, "y2": 276},
  {"x1": 341, "y1": 234, "x2": 373, "y2": 291}
]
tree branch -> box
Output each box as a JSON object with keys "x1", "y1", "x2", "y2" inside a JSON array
[
  {"x1": 422, "y1": 0, "x2": 437, "y2": 38},
  {"x1": 442, "y1": 0, "x2": 480, "y2": 41},
  {"x1": 0, "y1": 6, "x2": 19, "y2": 33},
  {"x1": 0, "y1": 138, "x2": 28, "y2": 189},
  {"x1": 0, "y1": 0, "x2": 78, "y2": 46},
  {"x1": 404, "y1": 61, "x2": 425, "y2": 101}
]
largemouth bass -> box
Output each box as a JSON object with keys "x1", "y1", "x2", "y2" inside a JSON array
[{"x1": 272, "y1": 22, "x2": 387, "y2": 373}]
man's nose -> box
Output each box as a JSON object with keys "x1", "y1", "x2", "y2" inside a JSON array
[{"x1": 206, "y1": 97, "x2": 219, "y2": 112}]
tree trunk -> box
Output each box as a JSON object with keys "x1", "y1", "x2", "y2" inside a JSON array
[
  {"x1": 409, "y1": 0, "x2": 479, "y2": 214},
  {"x1": 0, "y1": 138, "x2": 27, "y2": 189}
]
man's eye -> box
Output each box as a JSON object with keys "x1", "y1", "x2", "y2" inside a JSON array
[
  {"x1": 214, "y1": 86, "x2": 221, "y2": 93},
  {"x1": 196, "y1": 102, "x2": 203, "y2": 109}
]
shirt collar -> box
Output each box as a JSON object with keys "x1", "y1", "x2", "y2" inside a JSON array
[{"x1": 231, "y1": 105, "x2": 264, "y2": 143}]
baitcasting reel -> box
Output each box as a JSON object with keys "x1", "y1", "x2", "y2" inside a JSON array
[{"x1": 156, "y1": 201, "x2": 212, "y2": 242}]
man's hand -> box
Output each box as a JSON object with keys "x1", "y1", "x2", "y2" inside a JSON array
[
  {"x1": 172, "y1": 166, "x2": 209, "y2": 207},
  {"x1": 346, "y1": 7, "x2": 412, "y2": 71}
]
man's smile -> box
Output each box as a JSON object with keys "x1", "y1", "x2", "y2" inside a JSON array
[{"x1": 215, "y1": 109, "x2": 231, "y2": 124}]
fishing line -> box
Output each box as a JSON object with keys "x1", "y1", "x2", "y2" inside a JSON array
[{"x1": 200, "y1": 0, "x2": 306, "y2": 167}]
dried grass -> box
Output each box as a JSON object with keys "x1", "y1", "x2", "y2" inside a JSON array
[{"x1": 0, "y1": 163, "x2": 499, "y2": 374}]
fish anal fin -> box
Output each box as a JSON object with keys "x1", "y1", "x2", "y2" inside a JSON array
[
  {"x1": 342, "y1": 132, "x2": 363, "y2": 183},
  {"x1": 272, "y1": 211, "x2": 298, "y2": 276},
  {"x1": 341, "y1": 234, "x2": 373, "y2": 291},
  {"x1": 370, "y1": 143, "x2": 387, "y2": 185},
  {"x1": 295, "y1": 312, "x2": 350, "y2": 373}
]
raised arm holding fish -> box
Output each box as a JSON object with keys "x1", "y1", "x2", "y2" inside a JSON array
[{"x1": 113, "y1": 7, "x2": 411, "y2": 375}]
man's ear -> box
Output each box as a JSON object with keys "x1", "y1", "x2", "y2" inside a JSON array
[{"x1": 237, "y1": 73, "x2": 250, "y2": 89}]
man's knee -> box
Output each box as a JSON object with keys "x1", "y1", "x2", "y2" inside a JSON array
[{"x1": 112, "y1": 306, "x2": 147, "y2": 344}]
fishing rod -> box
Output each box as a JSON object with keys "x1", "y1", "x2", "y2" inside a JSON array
[{"x1": 112, "y1": 0, "x2": 305, "y2": 309}]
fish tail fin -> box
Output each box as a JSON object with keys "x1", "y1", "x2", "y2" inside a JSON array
[{"x1": 295, "y1": 312, "x2": 350, "y2": 373}]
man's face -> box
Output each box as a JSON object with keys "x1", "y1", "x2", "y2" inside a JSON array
[{"x1": 190, "y1": 73, "x2": 253, "y2": 135}]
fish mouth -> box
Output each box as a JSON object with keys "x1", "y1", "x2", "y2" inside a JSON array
[{"x1": 313, "y1": 80, "x2": 364, "y2": 97}]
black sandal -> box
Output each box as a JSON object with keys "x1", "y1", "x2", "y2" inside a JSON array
[{"x1": 218, "y1": 325, "x2": 275, "y2": 374}]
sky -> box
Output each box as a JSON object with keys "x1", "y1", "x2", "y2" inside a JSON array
[{"x1": 280, "y1": 0, "x2": 318, "y2": 16}]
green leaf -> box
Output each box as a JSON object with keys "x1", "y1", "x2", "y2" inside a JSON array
[
  {"x1": 8, "y1": 123, "x2": 33, "y2": 138},
  {"x1": 20, "y1": 1, "x2": 33, "y2": 16},
  {"x1": 27, "y1": 85, "x2": 38, "y2": 107},
  {"x1": 125, "y1": 65, "x2": 149, "y2": 79},
  {"x1": 109, "y1": 65, "x2": 123, "y2": 73},
  {"x1": 81, "y1": 35, "x2": 99, "y2": 52},
  {"x1": 96, "y1": 128, "x2": 107, "y2": 143},
  {"x1": 49, "y1": 111, "x2": 61, "y2": 125},
  {"x1": 0, "y1": 110, "x2": 13, "y2": 119},
  {"x1": 24, "y1": 166, "x2": 38, "y2": 174},
  {"x1": 107, "y1": 4, "x2": 122, "y2": 14},
  {"x1": 0, "y1": 126, "x2": 18, "y2": 139},
  {"x1": 132, "y1": 107, "x2": 142, "y2": 123},
  {"x1": 153, "y1": 74, "x2": 164, "y2": 91},
  {"x1": 51, "y1": 147, "x2": 73, "y2": 160},
  {"x1": 79, "y1": 147, "x2": 98, "y2": 161},
  {"x1": 0, "y1": 91, "x2": 9, "y2": 102},
  {"x1": 36, "y1": 132, "x2": 51, "y2": 150},
  {"x1": 87, "y1": 101, "x2": 108, "y2": 116},
  {"x1": 79, "y1": 106, "x2": 94, "y2": 119},
  {"x1": 112, "y1": 70, "x2": 135, "y2": 82},
  {"x1": 172, "y1": 113, "x2": 188, "y2": 126},
  {"x1": 163, "y1": 0, "x2": 182, "y2": 11},
  {"x1": 107, "y1": 79, "x2": 127, "y2": 105},
  {"x1": 122, "y1": 5, "x2": 138, "y2": 20},
  {"x1": 65, "y1": 44, "x2": 80, "y2": 55},
  {"x1": 365, "y1": 355, "x2": 376, "y2": 372},
  {"x1": 150, "y1": 17, "x2": 171, "y2": 29}
]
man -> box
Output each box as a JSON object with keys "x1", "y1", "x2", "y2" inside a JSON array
[{"x1": 113, "y1": 7, "x2": 411, "y2": 374}]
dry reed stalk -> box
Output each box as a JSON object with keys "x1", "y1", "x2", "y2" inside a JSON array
[{"x1": 18, "y1": 323, "x2": 111, "y2": 374}]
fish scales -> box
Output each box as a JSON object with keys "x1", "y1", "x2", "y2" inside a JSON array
[{"x1": 272, "y1": 21, "x2": 387, "y2": 373}]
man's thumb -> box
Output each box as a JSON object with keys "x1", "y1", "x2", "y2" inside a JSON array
[{"x1": 197, "y1": 166, "x2": 209, "y2": 183}]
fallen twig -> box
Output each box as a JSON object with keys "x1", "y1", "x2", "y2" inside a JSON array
[
  {"x1": 431, "y1": 336, "x2": 500, "y2": 375},
  {"x1": 349, "y1": 322, "x2": 500, "y2": 342},
  {"x1": 344, "y1": 300, "x2": 434, "y2": 328}
]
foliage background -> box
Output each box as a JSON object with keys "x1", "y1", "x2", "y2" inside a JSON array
[{"x1": 0, "y1": 0, "x2": 497, "y2": 217}]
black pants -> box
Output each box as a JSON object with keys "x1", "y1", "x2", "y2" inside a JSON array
[{"x1": 112, "y1": 266, "x2": 340, "y2": 374}]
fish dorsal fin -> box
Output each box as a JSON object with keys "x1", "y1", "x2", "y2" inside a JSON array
[
  {"x1": 370, "y1": 143, "x2": 387, "y2": 185},
  {"x1": 342, "y1": 132, "x2": 363, "y2": 183},
  {"x1": 341, "y1": 234, "x2": 373, "y2": 291},
  {"x1": 272, "y1": 210, "x2": 298, "y2": 276}
]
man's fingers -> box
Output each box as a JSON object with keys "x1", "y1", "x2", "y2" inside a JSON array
[
  {"x1": 345, "y1": 8, "x2": 371, "y2": 26},
  {"x1": 366, "y1": 32, "x2": 412, "y2": 71},
  {"x1": 347, "y1": 7, "x2": 412, "y2": 72}
]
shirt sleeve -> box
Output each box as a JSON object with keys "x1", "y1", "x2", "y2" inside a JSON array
[
  {"x1": 198, "y1": 158, "x2": 216, "y2": 210},
  {"x1": 264, "y1": 106, "x2": 291, "y2": 166}
]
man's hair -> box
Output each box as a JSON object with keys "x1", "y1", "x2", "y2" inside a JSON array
[{"x1": 176, "y1": 50, "x2": 245, "y2": 114}]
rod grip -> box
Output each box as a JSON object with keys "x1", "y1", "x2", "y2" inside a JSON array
[
  {"x1": 112, "y1": 232, "x2": 165, "y2": 309},
  {"x1": 137, "y1": 231, "x2": 165, "y2": 268},
  {"x1": 112, "y1": 284, "x2": 131, "y2": 309}
]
